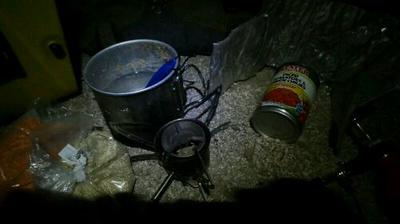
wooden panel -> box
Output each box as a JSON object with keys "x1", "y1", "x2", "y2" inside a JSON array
[{"x1": 0, "y1": 0, "x2": 78, "y2": 123}]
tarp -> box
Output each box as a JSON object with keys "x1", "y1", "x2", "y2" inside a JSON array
[{"x1": 209, "y1": 0, "x2": 400, "y2": 92}]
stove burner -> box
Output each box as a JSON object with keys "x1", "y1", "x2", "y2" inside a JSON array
[{"x1": 152, "y1": 118, "x2": 213, "y2": 201}]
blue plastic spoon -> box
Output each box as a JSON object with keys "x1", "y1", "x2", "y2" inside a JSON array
[{"x1": 145, "y1": 58, "x2": 177, "y2": 88}]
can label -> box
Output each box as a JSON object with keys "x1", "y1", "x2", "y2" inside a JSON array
[{"x1": 261, "y1": 65, "x2": 317, "y2": 124}]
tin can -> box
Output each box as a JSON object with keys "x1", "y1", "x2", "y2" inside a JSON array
[{"x1": 250, "y1": 63, "x2": 319, "y2": 143}]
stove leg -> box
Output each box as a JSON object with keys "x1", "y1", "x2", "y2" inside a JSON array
[
  {"x1": 152, "y1": 172, "x2": 175, "y2": 202},
  {"x1": 198, "y1": 182, "x2": 208, "y2": 201}
]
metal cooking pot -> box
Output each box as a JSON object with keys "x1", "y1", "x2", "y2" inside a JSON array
[{"x1": 84, "y1": 39, "x2": 186, "y2": 149}]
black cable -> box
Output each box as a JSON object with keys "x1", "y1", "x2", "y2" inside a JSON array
[
  {"x1": 184, "y1": 85, "x2": 222, "y2": 122},
  {"x1": 178, "y1": 56, "x2": 221, "y2": 126},
  {"x1": 205, "y1": 86, "x2": 222, "y2": 125},
  {"x1": 185, "y1": 86, "x2": 205, "y2": 98},
  {"x1": 183, "y1": 79, "x2": 196, "y2": 85},
  {"x1": 183, "y1": 64, "x2": 208, "y2": 94},
  {"x1": 184, "y1": 90, "x2": 215, "y2": 115},
  {"x1": 195, "y1": 105, "x2": 211, "y2": 120},
  {"x1": 130, "y1": 153, "x2": 160, "y2": 162},
  {"x1": 194, "y1": 87, "x2": 221, "y2": 122},
  {"x1": 210, "y1": 121, "x2": 231, "y2": 137},
  {"x1": 180, "y1": 56, "x2": 192, "y2": 69}
]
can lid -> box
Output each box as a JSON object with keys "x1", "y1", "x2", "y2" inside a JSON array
[{"x1": 250, "y1": 106, "x2": 301, "y2": 143}]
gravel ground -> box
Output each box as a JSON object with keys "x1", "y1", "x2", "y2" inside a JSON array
[{"x1": 63, "y1": 55, "x2": 338, "y2": 202}]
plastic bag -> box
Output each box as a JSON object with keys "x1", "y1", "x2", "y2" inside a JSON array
[
  {"x1": 32, "y1": 109, "x2": 93, "y2": 160},
  {"x1": 0, "y1": 111, "x2": 41, "y2": 196},
  {"x1": 73, "y1": 130, "x2": 135, "y2": 199},
  {"x1": 2, "y1": 105, "x2": 133, "y2": 198},
  {"x1": 29, "y1": 142, "x2": 77, "y2": 193},
  {"x1": 28, "y1": 111, "x2": 93, "y2": 193},
  {"x1": 209, "y1": 0, "x2": 400, "y2": 92}
]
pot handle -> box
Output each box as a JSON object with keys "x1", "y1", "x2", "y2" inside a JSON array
[{"x1": 172, "y1": 72, "x2": 187, "y2": 114}]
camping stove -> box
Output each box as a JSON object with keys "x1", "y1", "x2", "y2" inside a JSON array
[{"x1": 151, "y1": 118, "x2": 214, "y2": 201}]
